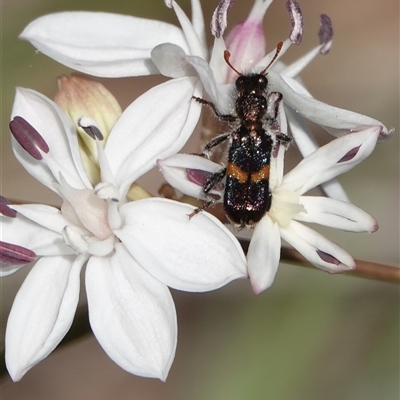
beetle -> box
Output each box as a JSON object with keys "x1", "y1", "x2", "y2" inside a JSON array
[{"x1": 191, "y1": 43, "x2": 291, "y2": 227}]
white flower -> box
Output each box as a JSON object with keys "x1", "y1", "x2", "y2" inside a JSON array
[
  {"x1": 158, "y1": 126, "x2": 381, "y2": 294},
  {"x1": 19, "y1": 0, "x2": 394, "y2": 202},
  {"x1": 1, "y1": 82, "x2": 246, "y2": 381}
]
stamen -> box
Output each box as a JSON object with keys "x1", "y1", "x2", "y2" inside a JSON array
[
  {"x1": 0, "y1": 196, "x2": 17, "y2": 218},
  {"x1": 0, "y1": 241, "x2": 36, "y2": 265},
  {"x1": 211, "y1": 0, "x2": 233, "y2": 38},
  {"x1": 9, "y1": 116, "x2": 49, "y2": 160},
  {"x1": 286, "y1": 0, "x2": 304, "y2": 45},
  {"x1": 337, "y1": 145, "x2": 361, "y2": 163},
  {"x1": 94, "y1": 182, "x2": 119, "y2": 202},
  {"x1": 318, "y1": 14, "x2": 333, "y2": 55},
  {"x1": 78, "y1": 116, "x2": 104, "y2": 140},
  {"x1": 316, "y1": 249, "x2": 340, "y2": 265},
  {"x1": 186, "y1": 168, "x2": 224, "y2": 191}
]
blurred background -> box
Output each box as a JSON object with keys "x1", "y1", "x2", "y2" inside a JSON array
[{"x1": 1, "y1": 0, "x2": 399, "y2": 399}]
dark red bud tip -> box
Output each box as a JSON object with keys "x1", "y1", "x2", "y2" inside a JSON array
[
  {"x1": 319, "y1": 14, "x2": 333, "y2": 55},
  {"x1": 316, "y1": 249, "x2": 340, "y2": 265},
  {"x1": 337, "y1": 145, "x2": 361, "y2": 163},
  {"x1": 0, "y1": 241, "x2": 36, "y2": 265},
  {"x1": 9, "y1": 116, "x2": 49, "y2": 160},
  {"x1": 286, "y1": 0, "x2": 304, "y2": 45},
  {"x1": 0, "y1": 196, "x2": 17, "y2": 218}
]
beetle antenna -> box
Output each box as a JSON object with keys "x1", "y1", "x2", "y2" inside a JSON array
[
  {"x1": 260, "y1": 41, "x2": 284, "y2": 74},
  {"x1": 224, "y1": 51, "x2": 242, "y2": 76}
]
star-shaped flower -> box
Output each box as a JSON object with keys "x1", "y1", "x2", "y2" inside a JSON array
[
  {"x1": 158, "y1": 125, "x2": 381, "y2": 294},
  {"x1": 1, "y1": 80, "x2": 246, "y2": 381}
]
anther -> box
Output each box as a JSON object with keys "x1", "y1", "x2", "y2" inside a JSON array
[
  {"x1": 77, "y1": 116, "x2": 104, "y2": 140},
  {"x1": 337, "y1": 145, "x2": 361, "y2": 163},
  {"x1": 318, "y1": 14, "x2": 333, "y2": 55},
  {"x1": 286, "y1": 0, "x2": 304, "y2": 45},
  {"x1": 0, "y1": 241, "x2": 37, "y2": 265},
  {"x1": 316, "y1": 249, "x2": 340, "y2": 265},
  {"x1": 9, "y1": 116, "x2": 49, "y2": 160},
  {"x1": 0, "y1": 196, "x2": 17, "y2": 218},
  {"x1": 186, "y1": 168, "x2": 225, "y2": 191},
  {"x1": 211, "y1": 0, "x2": 234, "y2": 38}
]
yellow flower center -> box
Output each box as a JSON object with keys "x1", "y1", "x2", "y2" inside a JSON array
[{"x1": 268, "y1": 188, "x2": 305, "y2": 228}]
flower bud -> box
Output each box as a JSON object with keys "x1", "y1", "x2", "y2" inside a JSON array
[
  {"x1": 55, "y1": 74, "x2": 122, "y2": 184},
  {"x1": 225, "y1": 0, "x2": 272, "y2": 82}
]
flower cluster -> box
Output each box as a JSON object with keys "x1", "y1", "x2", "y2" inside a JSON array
[{"x1": 1, "y1": 0, "x2": 394, "y2": 384}]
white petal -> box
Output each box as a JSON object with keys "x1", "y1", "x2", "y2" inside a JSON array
[
  {"x1": 12, "y1": 204, "x2": 69, "y2": 234},
  {"x1": 285, "y1": 105, "x2": 319, "y2": 157},
  {"x1": 115, "y1": 198, "x2": 247, "y2": 291},
  {"x1": 187, "y1": 55, "x2": 220, "y2": 104},
  {"x1": 185, "y1": 55, "x2": 234, "y2": 113},
  {"x1": 0, "y1": 264, "x2": 29, "y2": 277},
  {"x1": 280, "y1": 221, "x2": 355, "y2": 273},
  {"x1": 20, "y1": 12, "x2": 189, "y2": 77},
  {"x1": 1, "y1": 208, "x2": 63, "y2": 261},
  {"x1": 268, "y1": 71, "x2": 392, "y2": 138},
  {"x1": 5, "y1": 254, "x2": 83, "y2": 381},
  {"x1": 151, "y1": 44, "x2": 196, "y2": 78},
  {"x1": 295, "y1": 196, "x2": 378, "y2": 232},
  {"x1": 281, "y1": 127, "x2": 380, "y2": 195},
  {"x1": 281, "y1": 46, "x2": 321, "y2": 78},
  {"x1": 170, "y1": 0, "x2": 206, "y2": 58},
  {"x1": 319, "y1": 178, "x2": 350, "y2": 202},
  {"x1": 286, "y1": 106, "x2": 350, "y2": 202},
  {"x1": 158, "y1": 153, "x2": 223, "y2": 199},
  {"x1": 11, "y1": 88, "x2": 90, "y2": 191},
  {"x1": 190, "y1": 0, "x2": 207, "y2": 52},
  {"x1": 209, "y1": 36, "x2": 228, "y2": 84},
  {"x1": 247, "y1": 216, "x2": 281, "y2": 294},
  {"x1": 269, "y1": 143, "x2": 285, "y2": 189},
  {"x1": 104, "y1": 77, "x2": 202, "y2": 195},
  {"x1": 86, "y1": 244, "x2": 177, "y2": 380}
]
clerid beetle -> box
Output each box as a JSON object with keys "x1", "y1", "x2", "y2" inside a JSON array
[{"x1": 191, "y1": 43, "x2": 291, "y2": 227}]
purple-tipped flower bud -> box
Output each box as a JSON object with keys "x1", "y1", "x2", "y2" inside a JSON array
[
  {"x1": 225, "y1": 0, "x2": 273, "y2": 82},
  {"x1": 55, "y1": 74, "x2": 121, "y2": 143}
]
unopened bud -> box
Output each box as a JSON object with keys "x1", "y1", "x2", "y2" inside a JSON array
[{"x1": 55, "y1": 74, "x2": 122, "y2": 184}]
